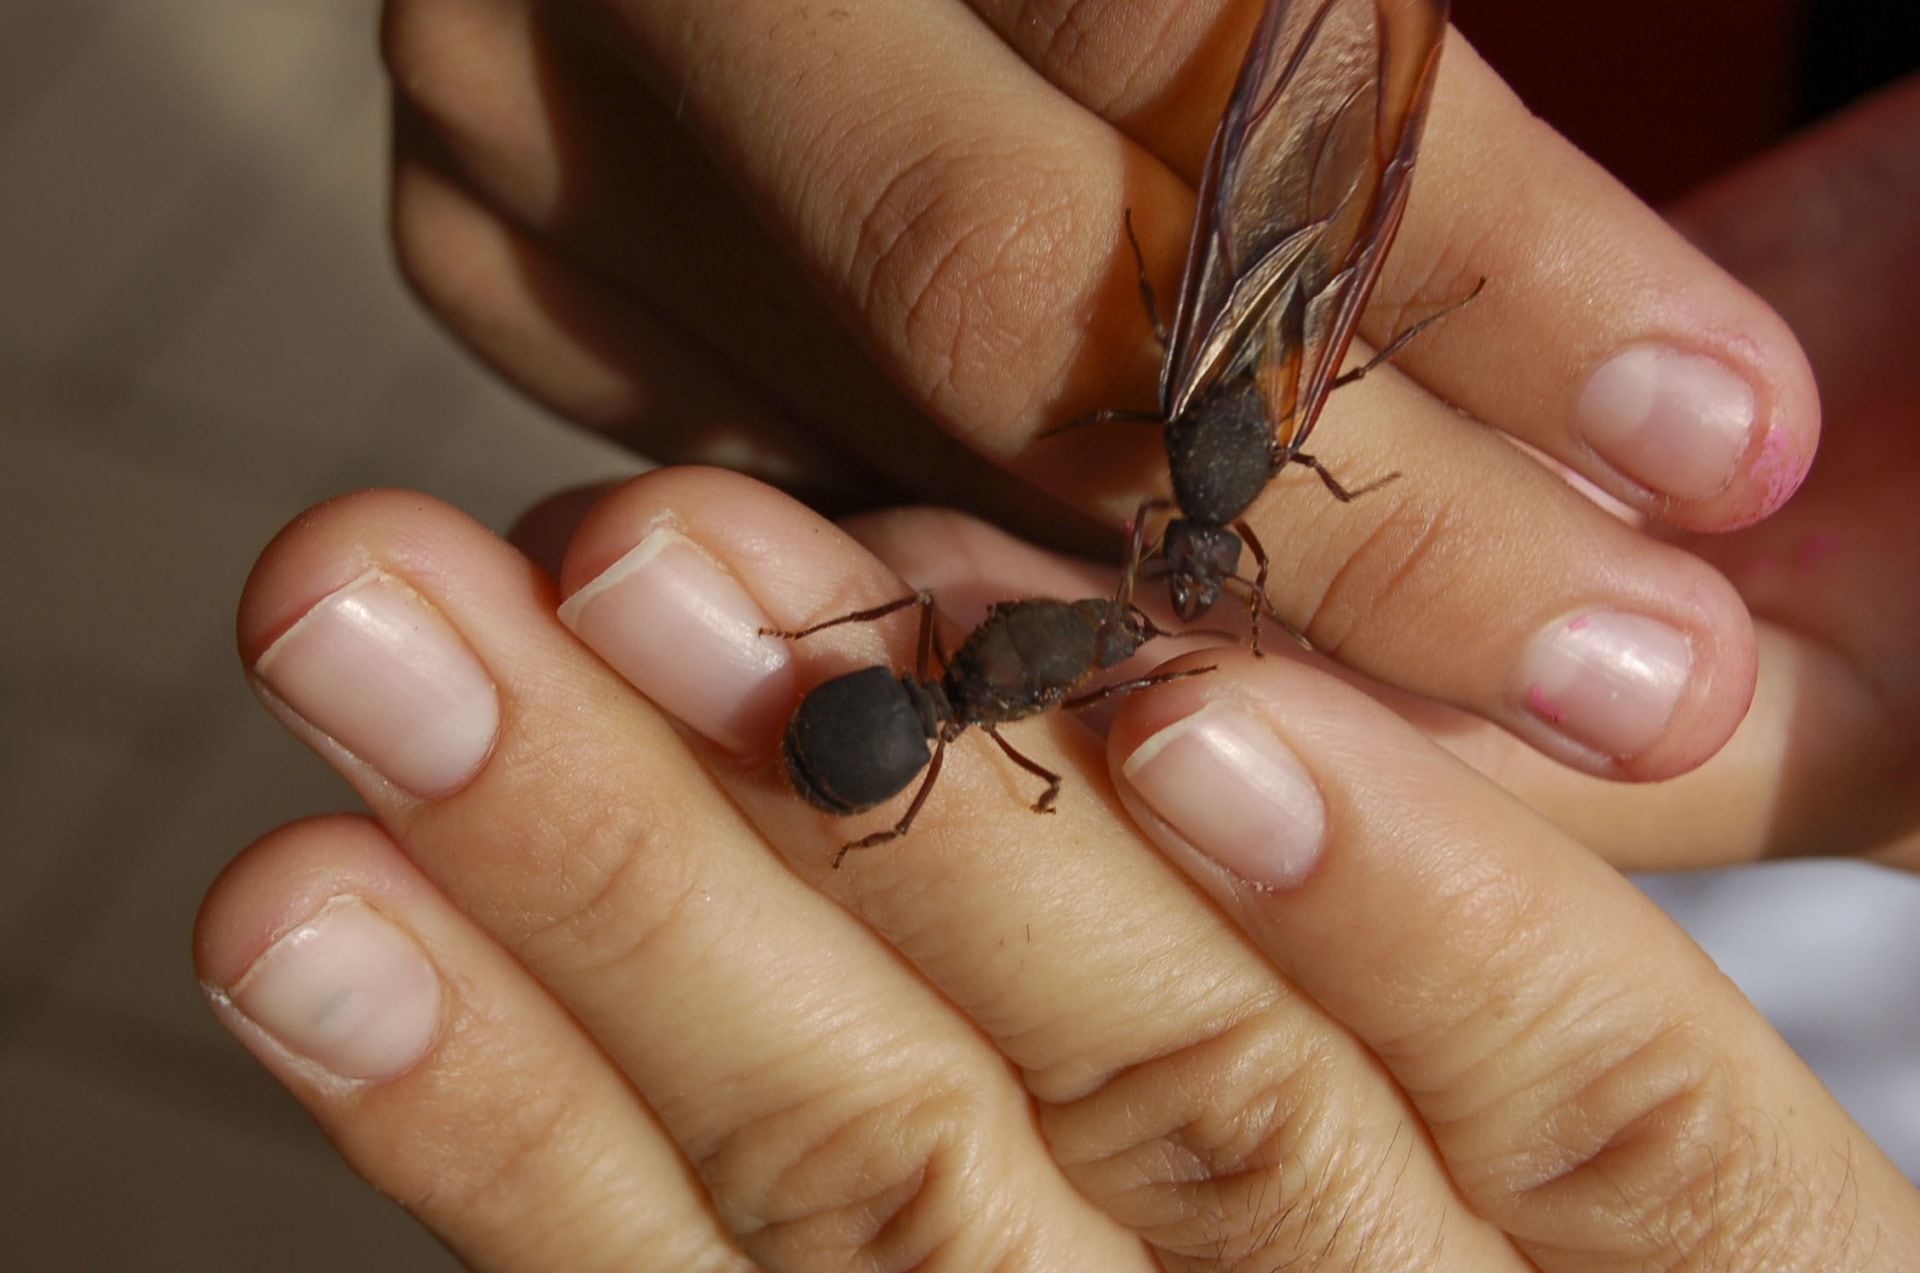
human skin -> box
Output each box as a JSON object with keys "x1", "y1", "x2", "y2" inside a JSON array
[
  {"x1": 380, "y1": 0, "x2": 1827, "y2": 784},
  {"x1": 201, "y1": 395, "x2": 1920, "y2": 1269},
  {"x1": 195, "y1": 5, "x2": 1920, "y2": 1270},
  {"x1": 198, "y1": 79, "x2": 1920, "y2": 1263}
]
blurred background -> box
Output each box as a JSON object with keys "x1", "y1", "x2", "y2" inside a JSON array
[
  {"x1": 0, "y1": 1, "x2": 1914, "y2": 1268},
  {"x1": 1, "y1": 2, "x2": 626, "y2": 1267}
]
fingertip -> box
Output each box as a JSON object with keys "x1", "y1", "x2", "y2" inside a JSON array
[
  {"x1": 1397, "y1": 35, "x2": 1823, "y2": 531},
  {"x1": 195, "y1": 815, "x2": 402, "y2": 988},
  {"x1": 1571, "y1": 310, "x2": 1819, "y2": 532},
  {"x1": 196, "y1": 816, "x2": 448, "y2": 1085},
  {"x1": 236, "y1": 488, "x2": 500, "y2": 664}
]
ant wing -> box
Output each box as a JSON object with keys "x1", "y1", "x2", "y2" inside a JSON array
[{"x1": 1160, "y1": 0, "x2": 1449, "y2": 451}]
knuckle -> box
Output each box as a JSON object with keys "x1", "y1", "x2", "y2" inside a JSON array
[
  {"x1": 387, "y1": 158, "x2": 461, "y2": 316},
  {"x1": 1026, "y1": 0, "x2": 1198, "y2": 119},
  {"x1": 378, "y1": 0, "x2": 438, "y2": 93},
  {"x1": 836, "y1": 141, "x2": 1090, "y2": 442},
  {"x1": 378, "y1": 0, "x2": 467, "y2": 108},
  {"x1": 370, "y1": 1049, "x2": 605, "y2": 1241},
  {"x1": 1047, "y1": 1007, "x2": 1438, "y2": 1269},
  {"x1": 698, "y1": 1077, "x2": 1034, "y2": 1266},
  {"x1": 1300, "y1": 496, "x2": 1454, "y2": 655},
  {"x1": 506, "y1": 782, "x2": 708, "y2": 981},
  {"x1": 1025, "y1": 1, "x2": 1124, "y2": 105},
  {"x1": 1424, "y1": 988, "x2": 1862, "y2": 1270}
]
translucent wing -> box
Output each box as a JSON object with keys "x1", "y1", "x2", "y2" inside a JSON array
[{"x1": 1160, "y1": 0, "x2": 1448, "y2": 449}]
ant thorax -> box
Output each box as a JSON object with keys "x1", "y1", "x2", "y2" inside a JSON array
[{"x1": 942, "y1": 600, "x2": 1109, "y2": 725}]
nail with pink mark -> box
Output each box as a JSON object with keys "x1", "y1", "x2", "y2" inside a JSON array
[
  {"x1": 1518, "y1": 611, "x2": 1693, "y2": 759},
  {"x1": 1526, "y1": 685, "x2": 1566, "y2": 726}
]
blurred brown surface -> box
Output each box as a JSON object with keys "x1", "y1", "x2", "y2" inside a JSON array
[{"x1": 0, "y1": 2, "x2": 629, "y2": 1268}]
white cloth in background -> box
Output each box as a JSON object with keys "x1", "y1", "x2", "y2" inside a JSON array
[{"x1": 1638, "y1": 860, "x2": 1920, "y2": 1182}]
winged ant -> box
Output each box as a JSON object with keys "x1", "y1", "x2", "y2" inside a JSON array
[{"x1": 1064, "y1": 0, "x2": 1472, "y2": 652}]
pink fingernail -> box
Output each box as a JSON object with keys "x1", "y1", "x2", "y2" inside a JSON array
[
  {"x1": 221, "y1": 898, "x2": 443, "y2": 1082},
  {"x1": 1577, "y1": 346, "x2": 1754, "y2": 500},
  {"x1": 1122, "y1": 701, "x2": 1327, "y2": 889},
  {"x1": 559, "y1": 528, "x2": 793, "y2": 754},
  {"x1": 254, "y1": 569, "x2": 500, "y2": 798},
  {"x1": 1519, "y1": 611, "x2": 1693, "y2": 759}
]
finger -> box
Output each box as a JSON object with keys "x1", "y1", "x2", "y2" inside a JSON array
[
  {"x1": 1444, "y1": 622, "x2": 1918, "y2": 872},
  {"x1": 195, "y1": 815, "x2": 749, "y2": 1270},
  {"x1": 1240, "y1": 362, "x2": 1755, "y2": 781},
  {"x1": 390, "y1": 119, "x2": 876, "y2": 511},
  {"x1": 1486, "y1": 81, "x2": 1920, "y2": 869},
  {"x1": 390, "y1": 0, "x2": 1754, "y2": 772},
  {"x1": 383, "y1": 0, "x2": 1103, "y2": 550},
  {"x1": 237, "y1": 488, "x2": 1145, "y2": 1268},
  {"x1": 962, "y1": 0, "x2": 1819, "y2": 528},
  {"x1": 558, "y1": 467, "x2": 1527, "y2": 1269},
  {"x1": 836, "y1": 508, "x2": 1809, "y2": 874},
  {"x1": 587, "y1": 0, "x2": 1756, "y2": 776},
  {"x1": 1111, "y1": 653, "x2": 1920, "y2": 1270},
  {"x1": 395, "y1": 0, "x2": 1812, "y2": 532}
]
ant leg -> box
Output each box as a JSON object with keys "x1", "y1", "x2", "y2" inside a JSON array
[
  {"x1": 1117, "y1": 497, "x2": 1172, "y2": 610},
  {"x1": 1122, "y1": 209, "x2": 1171, "y2": 347},
  {"x1": 983, "y1": 726, "x2": 1063, "y2": 814},
  {"x1": 1061, "y1": 665, "x2": 1215, "y2": 713},
  {"x1": 1225, "y1": 575, "x2": 1312, "y2": 653},
  {"x1": 834, "y1": 733, "x2": 948, "y2": 868},
  {"x1": 1289, "y1": 452, "x2": 1400, "y2": 503},
  {"x1": 1238, "y1": 520, "x2": 1275, "y2": 658},
  {"x1": 910, "y1": 591, "x2": 942, "y2": 681},
  {"x1": 1329, "y1": 278, "x2": 1487, "y2": 391},
  {"x1": 762, "y1": 589, "x2": 933, "y2": 643}
]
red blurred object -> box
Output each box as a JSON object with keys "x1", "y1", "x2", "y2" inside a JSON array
[{"x1": 1452, "y1": 0, "x2": 1804, "y2": 202}]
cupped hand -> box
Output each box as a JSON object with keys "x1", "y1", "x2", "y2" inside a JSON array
[
  {"x1": 201, "y1": 466, "x2": 1918, "y2": 1270},
  {"x1": 382, "y1": 0, "x2": 1821, "y2": 781}
]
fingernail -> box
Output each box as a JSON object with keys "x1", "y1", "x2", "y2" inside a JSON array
[
  {"x1": 223, "y1": 898, "x2": 443, "y2": 1081},
  {"x1": 254, "y1": 569, "x2": 499, "y2": 797},
  {"x1": 1519, "y1": 611, "x2": 1692, "y2": 759},
  {"x1": 1577, "y1": 346, "x2": 1754, "y2": 500},
  {"x1": 1122, "y1": 701, "x2": 1326, "y2": 889},
  {"x1": 559, "y1": 528, "x2": 793, "y2": 754}
]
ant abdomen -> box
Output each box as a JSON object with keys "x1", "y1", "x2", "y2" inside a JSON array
[
  {"x1": 1165, "y1": 376, "x2": 1273, "y2": 528},
  {"x1": 781, "y1": 666, "x2": 943, "y2": 815}
]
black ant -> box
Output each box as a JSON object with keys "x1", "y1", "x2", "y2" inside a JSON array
[{"x1": 765, "y1": 590, "x2": 1215, "y2": 866}]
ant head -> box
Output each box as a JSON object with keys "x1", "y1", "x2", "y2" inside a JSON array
[
  {"x1": 1073, "y1": 598, "x2": 1157, "y2": 670},
  {"x1": 1161, "y1": 519, "x2": 1242, "y2": 621}
]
